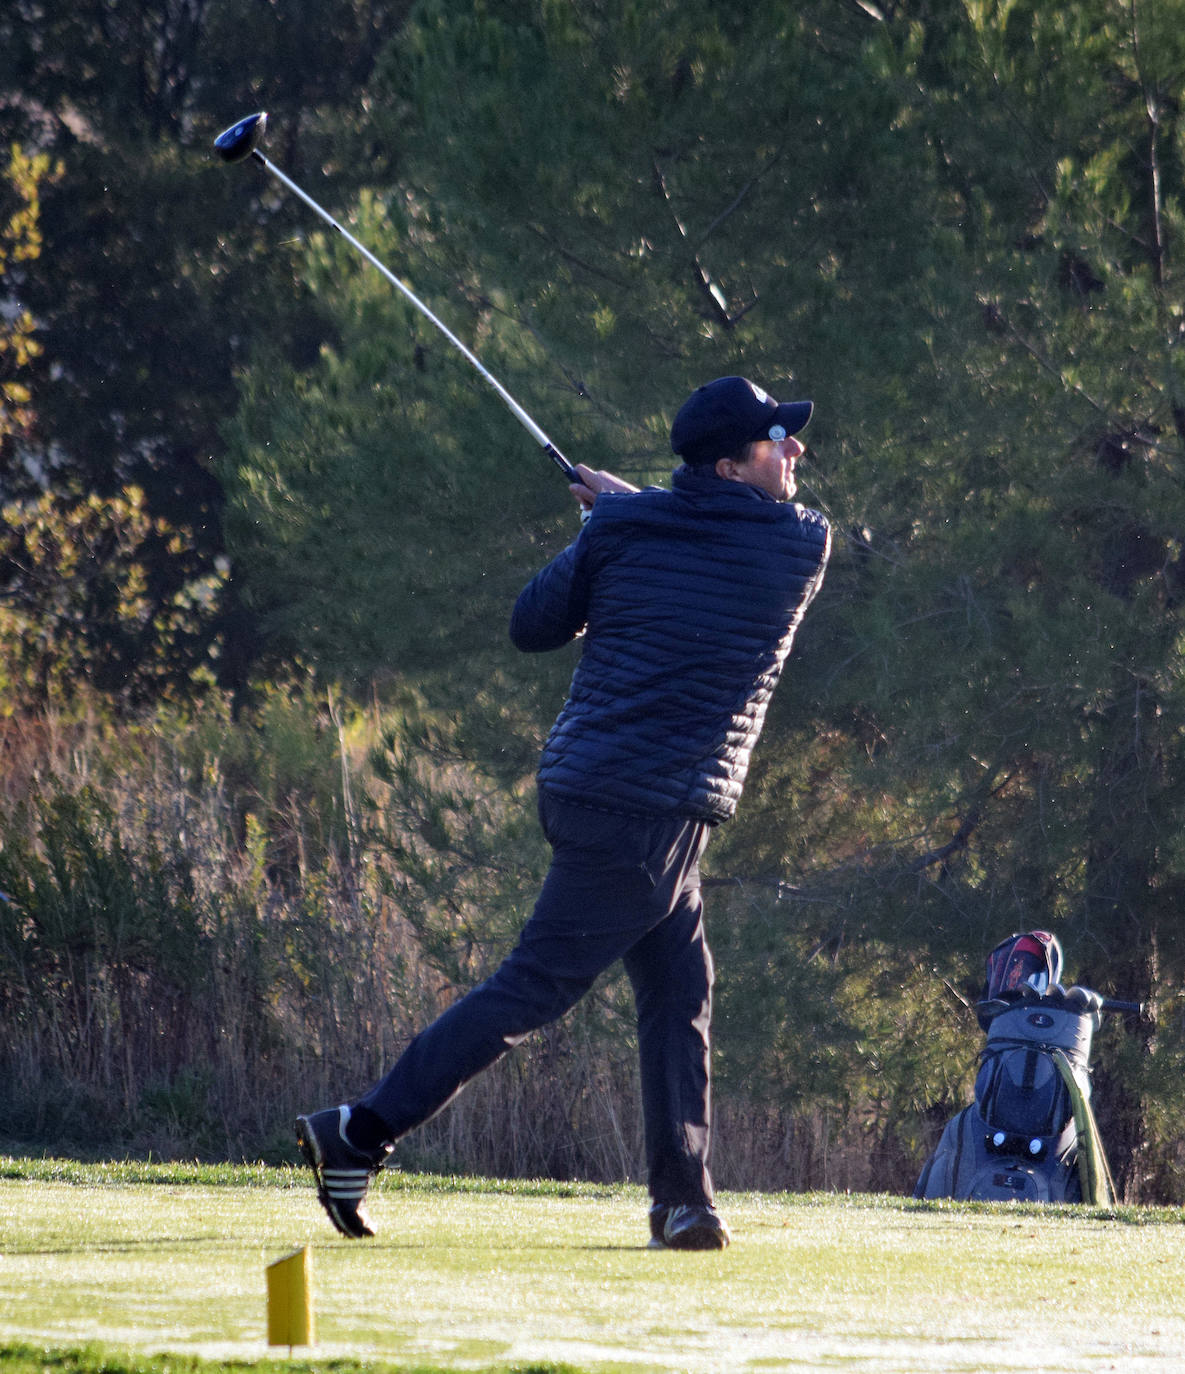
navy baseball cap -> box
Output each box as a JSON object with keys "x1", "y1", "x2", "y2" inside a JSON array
[{"x1": 671, "y1": 376, "x2": 813, "y2": 466}]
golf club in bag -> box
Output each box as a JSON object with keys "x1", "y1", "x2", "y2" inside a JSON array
[
  {"x1": 213, "y1": 113, "x2": 581, "y2": 486},
  {"x1": 913, "y1": 931, "x2": 1142, "y2": 1204}
]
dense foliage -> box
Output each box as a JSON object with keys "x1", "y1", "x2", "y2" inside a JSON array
[{"x1": 3, "y1": 0, "x2": 1185, "y2": 1198}]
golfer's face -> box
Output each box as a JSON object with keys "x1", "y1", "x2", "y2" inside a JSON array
[{"x1": 733, "y1": 436, "x2": 804, "y2": 501}]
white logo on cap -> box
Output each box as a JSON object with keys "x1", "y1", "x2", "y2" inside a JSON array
[
  {"x1": 769, "y1": 424, "x2": 787, "y2": 441},
  {"x1": 749, "y1": 383, "x2": 769, "y2": 405}
]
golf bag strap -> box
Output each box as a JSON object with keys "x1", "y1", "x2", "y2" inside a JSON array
[
  {"x1": 950, "y1": 1103, "x2": 972, "y2": 1196},
  {"x1": 1050, "y1": 1048, "x2": 1116, "y2": 1205}
]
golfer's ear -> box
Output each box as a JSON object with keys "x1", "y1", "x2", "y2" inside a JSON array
[{"x1": 715, "y1": 456, "x2": 737, "y2": 481}]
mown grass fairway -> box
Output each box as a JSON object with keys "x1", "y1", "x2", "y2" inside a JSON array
[{"x1": 2, "y1": 1159, "x2": 1185, "y2": 1372}]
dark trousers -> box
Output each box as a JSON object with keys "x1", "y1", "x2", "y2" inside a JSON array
[{"x1": 357, "y1": 792, "x2": 716, "y2": 1207}]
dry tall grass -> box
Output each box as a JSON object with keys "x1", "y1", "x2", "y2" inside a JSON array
[{"x1": 0, "y1": 702, "x2": 945, "y2": 1194}]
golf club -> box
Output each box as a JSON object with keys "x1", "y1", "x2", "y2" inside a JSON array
[{"x1": 214, "y1": 112, "x2": 580, "y2": 485}]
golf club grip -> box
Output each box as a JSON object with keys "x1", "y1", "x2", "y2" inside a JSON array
[
  {"x1": 1101, "y1": 998, "x2": 1143, "y2": 1015},
  {"x1": 544, "y1": 443, "x2": 580, "y2": 483},
  {"x1": 251, "y1": 149, "x2": 575, "y2": 486}
]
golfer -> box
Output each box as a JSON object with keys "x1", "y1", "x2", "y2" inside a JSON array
[{"x1": 296, "y1": 376, "x2": 831, "y2": 1248}]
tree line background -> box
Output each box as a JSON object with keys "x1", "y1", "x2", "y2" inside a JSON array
[{"x1": 3, "y1": 0, "x2": 1185, "y2": 1200}]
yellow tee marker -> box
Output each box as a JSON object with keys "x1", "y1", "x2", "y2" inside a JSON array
[{"x1": 266, "y1": 1246, "x2": 316, "y2": 1349}]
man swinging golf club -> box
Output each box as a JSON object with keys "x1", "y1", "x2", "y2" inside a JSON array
[{"x1": 296, "y1": 376, "x2": 831, "y2": 1249}]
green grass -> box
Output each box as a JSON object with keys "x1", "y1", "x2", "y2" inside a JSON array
[{"x1": 3, "y1": 1158, "x2": 1185, "y2": 1372}]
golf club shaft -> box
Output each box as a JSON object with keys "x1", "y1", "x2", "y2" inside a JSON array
[{"x1": 250, "y1": 149, "x2": 580, "y2": 484}]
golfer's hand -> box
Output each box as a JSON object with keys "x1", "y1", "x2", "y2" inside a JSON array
[{"x1": 570, "y1": 463, "x2": 639, "y2": 517}]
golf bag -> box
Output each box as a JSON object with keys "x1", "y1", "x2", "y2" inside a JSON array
[{"x1": 914, "y1": 931, "x2": 1131, "y2": 1205}]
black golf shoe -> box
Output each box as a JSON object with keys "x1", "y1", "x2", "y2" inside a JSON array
[
  {"x1": 295, "y1": 1105, "x2": 389, "y2": 1239},
  {"x1": 662, "y1": 1202, "x2": 731, "y2": 1250}
]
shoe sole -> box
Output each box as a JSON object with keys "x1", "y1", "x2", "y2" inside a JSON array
[{"x1": 294, "y1": 1114, "x2": 374, "y2": 1239}]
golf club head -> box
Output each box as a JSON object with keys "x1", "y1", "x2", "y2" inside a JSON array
[{"x1": 214, "y1": 112, "x2": 268, "y2": 164}]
